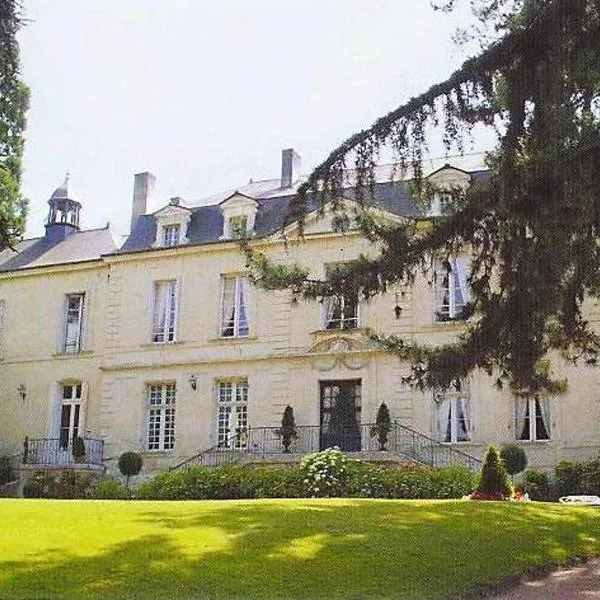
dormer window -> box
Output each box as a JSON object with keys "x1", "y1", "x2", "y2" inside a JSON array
[
  {"x1": 426, "y1": 165, "x2": 471, "y2": 217},
  {"x1": 153, "y1": 200, "x2": 191, "y2": 249},
  {"x1": 162, "y1": 224, "x2": 180, "y2": 247},
  {"x1": 220, "y1": 192, "x2": 258, "y2": 240}
]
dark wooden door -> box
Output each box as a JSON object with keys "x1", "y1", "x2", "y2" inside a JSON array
[{"x1": 320, "y1": 380, "x2": 361, "y2": 451}]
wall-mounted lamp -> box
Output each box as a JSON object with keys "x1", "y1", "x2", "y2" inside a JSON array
[
  {"x1": 17, "y1": 383, "x2": 27, "y2": 401},
  {"x1": 188, "y1": 374, "x2": 198, "y2": 390}
]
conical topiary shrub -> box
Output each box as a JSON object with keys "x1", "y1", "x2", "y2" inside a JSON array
[
  {"x1": 371, "y1": 402, "x2": 392, "y2": 450},
  {"x1": 472, "y1": 445, "x2": 512, "y2": 500},
  {"x1": 275, "y1": 405, "x2": 298, "y2": 453}
]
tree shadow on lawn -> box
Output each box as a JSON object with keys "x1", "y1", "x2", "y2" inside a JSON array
[{"x1": 1, "y1": 500, "x2": 600, "y2": 600}]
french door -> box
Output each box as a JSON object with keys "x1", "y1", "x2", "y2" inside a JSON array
[
  {"x1": 320, "y1": 380, "x2": 361, "y2": 451},
  {"x1": 58, "y1": 383, "x2": 82, "y2": 453}
]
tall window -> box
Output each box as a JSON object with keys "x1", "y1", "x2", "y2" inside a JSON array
[
  {"x1": 323, "y1": 295, "x2": 358, "y2": 330},
  {"x1": 436, "y1": 381, "x2": 471, "y2": 443},
  {"x1": 162, "y1": 224, "x2": 180, "y2": 247},
  {"x1": 147, "y1": 383, "x2": 176, "y2": 451},
  {"x1": 516, "y1": 397, "x2": 550, "y2": 441},
  {"x1": 153, "y1": 280, "x2": 177, "y2": 343},
  {"x1": 220, "y1": 276, "x2": 250, "y2": 337},
  {"x1": 59, "y1": 382, "x2": 82, "y2": 450},
  {"x1": 216, "y1": 380, "x2": 248, "y2": 449},
  {"x1": 434, "y1": 257, "x2": 470, "y2": 322},
  {"x1": 323, "y1": 263, "x2": 359, "y2": 330},
  {"x1": 64, "y1": 293, "x2": 85, "y2": 353}
]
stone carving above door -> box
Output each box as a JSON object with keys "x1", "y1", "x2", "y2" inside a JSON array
[{"x1": 307, "y1": 333, "x2": 372, "y2": 371}]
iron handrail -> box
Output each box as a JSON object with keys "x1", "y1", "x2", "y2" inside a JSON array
[{"x1": 171, "y1": 422, "x2": 481, "y2": 471}]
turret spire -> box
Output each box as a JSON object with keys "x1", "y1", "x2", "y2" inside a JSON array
[{"x1": 45, "y1": 173, "x2": 82, "y2": 240}]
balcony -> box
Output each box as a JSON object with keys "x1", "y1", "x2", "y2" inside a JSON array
[{"x1": 22, "y1": 437, "x2": 104, "y2": 469}]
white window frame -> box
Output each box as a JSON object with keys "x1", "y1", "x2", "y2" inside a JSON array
[
  {"x1": 516, "y1": 397, "x2": 551, "y2": 442},
  {"x1": 322, "y1": 263, "x2": 359, "y2": 330},
  {"x1": 58, "y1": 382, "x2": 83, "y2": 450},
  {"x1": 147, "y1": 383, "x2": 176, "y2": 451},
  {"x1": 152, "y1": 280, "x2": 178, "y2": 343},
  {"x1": 162, "y1": 223, "x2": 181, "y2": 247},
  {"x1": 435, "y1": 381, "x2": 471, "y2": 443},
  {"x1": 63, "y1": 293, "x2": 85, "y2": 353},
  {"x1": 220, "y1": 276, "x2": 250, "y2": 338},
  {"x1": 434, "y1": 256, "x2": 470, "y2": 322},
  {"x1": 216, "y1": 380, "x2": 248, "y2": 449},
  {"x1": 322, "y1": 294, "x2": 359, "y2": 330}
]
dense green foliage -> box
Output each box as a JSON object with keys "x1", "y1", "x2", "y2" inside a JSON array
[
  {"x1": 129, "y1": 457, "x2": 475, "y2": 501},
  {"x1": 500, "y1": 444, "x2": 528, "y2": 476},
  {"x1": 3, "y1": 498, "x2": 600, "y2": 600},
  {"x1": 22, "y1": 470, "x2": 96, "y2": 499},
  {"x1": 521, "y1": 467, "x2": 553, "y2": 501},
  {"x1": 0, "y1": 1, "x2": 28, "y2": 249},
  {"x1": 554, "y1": 458, "x2": 600, "y2": 496},
  {"x1": 247, "y1": 0, "x2": 600, "y2": 397},
  {"x1": 474, "y1": 445, "x2": 512, "y2": 499}
]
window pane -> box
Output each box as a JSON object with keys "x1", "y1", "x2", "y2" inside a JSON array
[
  {"x1": 434, "y1": 258, "x2": 470, "y2": 322},
  {"x1": 153, "y1": 281, "x2": 177, "y2": 343},
  {"x1": 64, "y1": 294, "x2": 84, "y2": 352},
  {"x1": 221, "y1": 277, "x2": 250, "y2": 337},
  {"x1": 163, "y1": 224, "x2": 180, "y2": 247},
  {"x1": 147, "y1": 383, "x2": 177, "y2": 451},
  {"x1": 534, "y1": 398, "x2": 550, "y2": 440},
  {"x1": 216, "y1": 380, "x2": 248, "y2": 449}
]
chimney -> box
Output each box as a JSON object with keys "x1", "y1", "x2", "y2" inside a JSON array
[
  {"x1": 281, "y1": 148, "x2": 301, "y2": 189},
  {"x1": 131, "y1": 171, "x2": 156, "y2": 232}
]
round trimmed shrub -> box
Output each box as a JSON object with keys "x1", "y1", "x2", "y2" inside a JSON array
[
  {"x1": 118, "y1": 452, "x2": 143, "y2": 484},
  {"x1": 499, "y1": 444, "x2": 528, "y2": 476}
]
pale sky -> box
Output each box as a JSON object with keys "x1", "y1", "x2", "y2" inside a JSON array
[{"x1": 18, "y1": 0, "x2": 482, "y2": 239}]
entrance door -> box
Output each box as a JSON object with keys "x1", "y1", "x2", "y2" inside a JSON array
[
  {"x1": 58, "y1": 383, "x2": 82, "y2": 459},
  {"x1": 320, "y1": 380, "x2": 361, "y2": 451}
]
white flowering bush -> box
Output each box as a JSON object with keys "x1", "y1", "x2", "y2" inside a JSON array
[{"x1": 299, "y1": 447, "x2": 357, "y2": 497}]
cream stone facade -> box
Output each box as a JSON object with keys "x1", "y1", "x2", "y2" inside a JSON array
[{"x1": 1, "y1": 151, "x2": 600, "y2": 480}]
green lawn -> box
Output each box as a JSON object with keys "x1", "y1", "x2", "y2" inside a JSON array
[{"x1": 1, "y1": 498, "x2": 600, "y2": 600}]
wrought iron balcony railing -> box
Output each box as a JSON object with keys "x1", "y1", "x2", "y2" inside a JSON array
[{"x1": 22, "y1": 437, "x2": 104, "y2": 467}]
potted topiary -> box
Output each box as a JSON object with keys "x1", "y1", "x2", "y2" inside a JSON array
[
  {"x1": 471, "y1": 445, "x2": 512, "y2": 500},
  {"x1": 275, "y1": 406, "x2": 298, "y2": 453},
  {"x1": 371, "y1": 402, "x2": 392, "y2": 450},
  {"x1": 72, "y1": 436, "x2": 86, "y2": 463},
  {"x1": 118, "y1": 451, "x2": 143, "y2": 486},
  {"x1": 499, "y1": 443, "x2": 528, "y2": 483}
]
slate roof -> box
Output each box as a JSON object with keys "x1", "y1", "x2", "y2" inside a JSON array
[
  {"x1": 120, "y1": 164, "x2": 489, "y2": 254},
  {"x1": 0, "y1": 153, "x2": 488, "y2": 269},
  {"x1": 0, "y1": 227, "x2": 121, "y2": 272}
]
